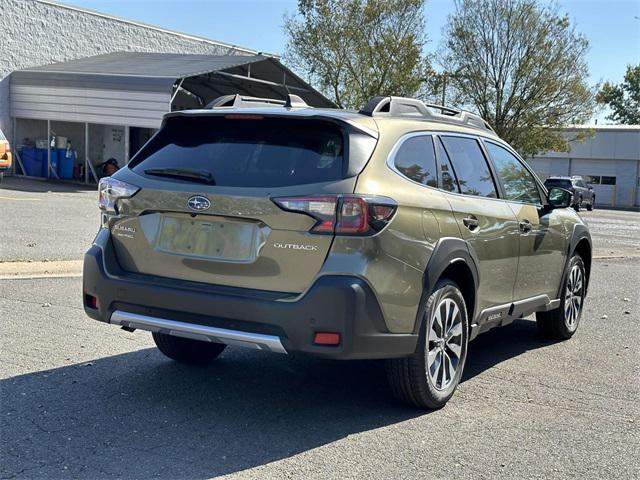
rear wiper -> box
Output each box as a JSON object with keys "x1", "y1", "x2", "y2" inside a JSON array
[{"x1": 144, "y1": 168, "x2": 216, "y2": 185}]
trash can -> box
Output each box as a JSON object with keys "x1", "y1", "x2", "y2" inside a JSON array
[
  {"x1": 42, "y1": 149, "x2": 59, "y2": 178},
  {"x1": 58, "y1": 149, "x2": 75, "y2": 179},
  {"x1": 20, "y1": 148, "x2": 43, "y2": 177}
]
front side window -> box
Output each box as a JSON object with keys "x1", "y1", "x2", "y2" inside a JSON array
[
  {"x1": 485, "y1": 142, "x2": 541, "y2": 204},
  {"x1": 440, "y1": 136, "x2": 497, "y2": 198},
  {"x1": 392, "y1": 135, "x2": 437, "y2": 187}
]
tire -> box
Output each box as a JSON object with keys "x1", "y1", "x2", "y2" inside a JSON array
[
  {"x1": 573, "y1": 196, "x2": 581, "y2": 212},
  {"x1": 152, "y1": 332, "x2": 226, "y2": 365},
  {"x1": 536, "y1": 254, "x2": 586, "y2": 340},
  {"x1": 386, "y1": 279, "x2": 469, "y2": 409}
]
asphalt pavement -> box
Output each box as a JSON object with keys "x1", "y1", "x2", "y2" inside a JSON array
[{"x1": 1, "y1": 177, "x2": 639, "y2": 479}]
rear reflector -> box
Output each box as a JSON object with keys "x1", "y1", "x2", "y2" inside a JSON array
[
  {"x1": 85, "y1": 294, "x2": 99, "y2": 310},
  {"x1": 273, "y1": 194, "x2": 396, "y2": 235},
  {"x1": 314, "y1": 332, "x2": 341, "y2": 346}
]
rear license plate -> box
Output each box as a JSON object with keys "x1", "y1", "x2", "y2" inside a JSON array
[{"x1": 155, "y1": 216, "x2": 258, "y2": 262}]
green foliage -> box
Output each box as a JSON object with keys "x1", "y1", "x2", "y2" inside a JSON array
[
  {"x1": 597, "y1": 64, "x2": 640, "y2": 124},
  {"x1": 284, "y1": 0, "x2": 428, "y2": 109},
  {"x1": 440, "y1": 0, "x2": 596, "y2": 156}
]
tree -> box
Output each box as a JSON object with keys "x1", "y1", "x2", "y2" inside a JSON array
[
  {"x1": 597, "y1": 64, "x2": 640, "y2": 124},
  {"x1": 440, "y1": 0, "x2": 596, "y2": 156},
  {"x1": 284, "y1": 0, "x2": 427, "y2": 109}
]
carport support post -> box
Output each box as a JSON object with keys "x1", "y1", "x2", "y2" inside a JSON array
[
  {"x1": 84, "y1": 123, "x2": 89, "y2": 184},
  {"x1": 124, "y1": 126, "x2": 130, "y2": 164},
  {"x1": 47, "y1": 120, "x2": 51, "y2": 179}
]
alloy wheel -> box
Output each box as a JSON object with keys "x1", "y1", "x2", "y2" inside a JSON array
[
  {"x1": 564, "y1": 264, "x2": 584, "y2": 330},
  {"x1": 426, "y1": 298, "x2": 463, "y2": 391}
]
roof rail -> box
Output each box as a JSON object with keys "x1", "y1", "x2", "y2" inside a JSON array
[
  {"x1": 359, "y1": 96, "x2": 494, "y2": 134},
  {"x1": 206, "y1": 94, "x2": 309, "y2": 109}
]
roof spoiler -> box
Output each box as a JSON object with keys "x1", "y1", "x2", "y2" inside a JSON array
[
  {"x1": 206, "y1": 94, "x2": 309, "y2": 109},
  {"x1": 359, "y1": 96, "x2": 494, "y2": 133}
]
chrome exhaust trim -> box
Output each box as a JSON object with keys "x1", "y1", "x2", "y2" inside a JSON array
[{"x1": 110, "y1": 310, "x2": 287, "y2": 354}]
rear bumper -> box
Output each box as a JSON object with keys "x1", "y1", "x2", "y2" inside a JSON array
[{"x1": 83, "y1": 229, "x2": 418, "y2": 359}]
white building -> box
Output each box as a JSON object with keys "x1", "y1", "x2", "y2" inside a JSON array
[
  {"x1": 528, "y1": 126, "x2": 640, "y2": 208},
  {"x1": 1, "y1": 0, "x2": 330, "y2": 182}
]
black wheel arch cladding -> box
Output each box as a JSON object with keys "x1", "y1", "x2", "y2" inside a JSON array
[{"x1": 418, "y1": 237, "x2": 479, "y2": 333}]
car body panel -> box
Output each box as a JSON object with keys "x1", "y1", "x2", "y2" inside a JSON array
[
  {"x1": 85, "y1": 100, "x2": 592, "y2": 357},
  {"x1": 507, "y1": 202, "x2": 569, "y2": 300},
  {"x1": 0, "y1": 129, "x2": 12, "y2": 171}
]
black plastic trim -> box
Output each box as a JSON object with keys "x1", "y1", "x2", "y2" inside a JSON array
[
  {"x1": 558, "y1": 223, "x2": 592, "y2": 298},
  {"x1": 418, "y1": 238, "x2": 480, "y2": 334},
  {"x1": 83, "y1": 232, "x2": 418, "y2": 360}
]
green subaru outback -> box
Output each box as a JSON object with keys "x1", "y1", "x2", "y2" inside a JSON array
[{"x1": 83, "y1": 95, "x2": 591, "y2": 409}]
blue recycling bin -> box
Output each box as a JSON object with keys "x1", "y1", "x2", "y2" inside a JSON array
[
  {"x1": 42, "y1": 149, "x2": 60, "y2": 178},
  {"x1": 58, "y1": 149, "x2": 75, "y2": 179},
  {"x1": 20, "y1": 148, "x2": 43, "y2": 177}
]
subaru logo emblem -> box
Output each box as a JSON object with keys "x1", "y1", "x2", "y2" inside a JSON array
[{"x1": 187, "y1": 195, "x2": 211, "y2": 211}]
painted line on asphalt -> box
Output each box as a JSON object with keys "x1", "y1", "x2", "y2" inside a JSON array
[
  {"x1": 0, "y1": 260, "x2": 83, "y2": 280},
  {"x1": 0, "y1": 195, "x2": 41, "y2": 201}
]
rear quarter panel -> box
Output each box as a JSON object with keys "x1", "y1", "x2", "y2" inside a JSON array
[{"x1": 322, "y1": 121, "x2": 461, "y2": 333}]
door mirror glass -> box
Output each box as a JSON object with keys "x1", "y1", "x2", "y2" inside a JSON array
[{"x1": 547, "y1": 187, "x2": 573, "y2": 208}]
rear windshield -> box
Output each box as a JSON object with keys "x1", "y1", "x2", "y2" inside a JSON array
[
  {"x1": 544, "y1": 178, "x2": 572, "y2": 188},
  {"x1": 130, "y1": 116, "x2": 346, "y2": 187}
]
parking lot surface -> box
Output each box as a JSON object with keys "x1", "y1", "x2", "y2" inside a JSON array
[{"x1": 1, "y1": 177, "x2": 639, "y2": 479}]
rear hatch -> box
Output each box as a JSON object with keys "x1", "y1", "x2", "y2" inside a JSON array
[{"x1": 108, "y1": 112, "x2": 377, "y2": 294}]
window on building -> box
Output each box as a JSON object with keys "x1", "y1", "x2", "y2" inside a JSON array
[
  {"x1": 601, "y1": 176, "x2": 616, "y2": 185},
  {"x1": 584, "y1": 175, "x2": 616, "y2": 185},
  {"x1": 584, "y1": 175, "x2": 601, "y2": 184},
  {"x1": 440, "y1": 136, "x2": 497, "y2": 198},
  {"x1": 485, "y1": 142, "x2": 541, "y2": 204},
  {"x1": 393, "y1": 135, "x2": 438, "y2": 187}
]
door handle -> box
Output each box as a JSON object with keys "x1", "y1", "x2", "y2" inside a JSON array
[
  {"x1": 519, "y1": 219, "x2": 532, "y2": 233},
  {"x1": 463, "y1": 216, "x2": 479, "y2": 230}
]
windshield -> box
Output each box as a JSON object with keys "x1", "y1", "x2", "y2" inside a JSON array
[{"x1": 130, "y1": 116, "x2": 346, "y2": 188}]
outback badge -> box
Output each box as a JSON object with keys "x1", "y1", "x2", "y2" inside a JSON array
[{"x1": 187, "y1": 195, "x2": 211, "y2": 211}]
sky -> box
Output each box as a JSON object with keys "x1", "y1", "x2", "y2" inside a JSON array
[{"x1": 63, "y1": 0, "x2": 640, "y2": 114}]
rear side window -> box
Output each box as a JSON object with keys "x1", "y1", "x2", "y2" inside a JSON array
[
  {"x1": 440, "y1": 136, "x2": 497, "y2": 198},
  {"x1": 393, "y1": 135, "x2": 437, "y2": 187},
  {"x1": 130, "y1": 116, "x2": 346, "y2": 187},
  {"x1": 485, "y1": 142, "x2": 541, "y2": 204}
]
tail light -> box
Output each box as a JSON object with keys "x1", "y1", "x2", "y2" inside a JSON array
[
  {"x1": 98, "y1": 177, "x2": 139, "y2": 214},
  {"x1": 273, "y1": 195, "x2": 396, "y2": 235}
]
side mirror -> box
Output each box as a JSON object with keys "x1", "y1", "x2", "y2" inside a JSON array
[{"x1": 547, "y1": 187, "x2": 573, "y2": 209}]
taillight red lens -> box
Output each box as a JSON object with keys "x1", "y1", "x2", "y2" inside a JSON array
[
  {"x1": 273, "y1": 195, "x2": 396, "y2": 236},
  {"x1": 336, "y1": 196, "x2": 369, "y2": 234}
]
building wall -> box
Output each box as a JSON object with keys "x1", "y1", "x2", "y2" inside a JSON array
[
  {"x1": 1, "y1": 0, "x2": 256, "y2": 137},
  {"x1": 529, "y1": 128, "x2": 640, "y2": 207}
]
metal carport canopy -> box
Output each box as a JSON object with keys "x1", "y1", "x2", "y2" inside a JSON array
[{"x1": 10, "y1": 52, "x2": 335, "y2": 129}]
